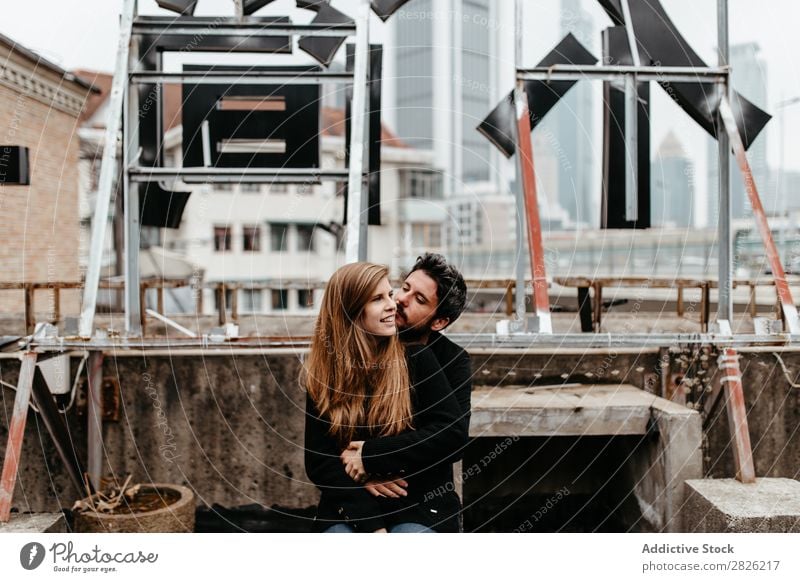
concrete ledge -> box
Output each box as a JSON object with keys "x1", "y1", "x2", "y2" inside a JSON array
[
  {"x1": 682, "y1": 478, "x2": 800, "y2": 532},
  {"x1": 0, "y1": 513, "x2": 66, "y2": 533},
  {"x1": 470, "y1": 384, "x2": 691, "y2": 437}
]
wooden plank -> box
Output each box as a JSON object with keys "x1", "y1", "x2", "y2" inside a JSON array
[{"x1": 0, "y1": 353, "x2": 36, "y2": 522}]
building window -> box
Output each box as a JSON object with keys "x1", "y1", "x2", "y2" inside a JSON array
[
  {"x1": 241, "y1": 183, "x2": 261, "y2": 193},
  {"x1": 271, "y1": 289, "x2": 288, "y2": 311},
  {"x1": 214, "y1": 287, "x2": 234, "y2": 313},
  {"x1": 296, "y1": 224, "x2": 315, "y2": 252},
  {"x1": 298, "y1": 289, "x2": 315, "y2": 309},
  {"x1": 411, "y1": 223, "x2": 443, "y2": 248},
  {"x1": 241, "y1": 289, "x2": 262, "y2": 312},
  {"x1": 270, "y1": 183, "x2": 288, "y2": 194},
  {"x1": 405, "y1": 170, "x2": 443, "y2": 200},
  {"x1": 270, "y1": 223, "x2": 288, "y2": 251},
  {"x1": 243, "y1": 225, "x2": 261, "y2": 252},
  {"x1": 140, "y1": 226, "x2": 162, "y2": 249},
  {"x1": 214, "y1": 226, "x2": 231, "y2": 252}
]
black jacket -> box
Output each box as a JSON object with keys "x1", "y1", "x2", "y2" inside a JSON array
[{"x1": 304, "y1": 344, "x2": 468, "y2": 532}]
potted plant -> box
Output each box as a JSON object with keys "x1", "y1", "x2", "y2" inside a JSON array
[{"x1": 72, "y1": 475, "x2": 195, "y2": 533}]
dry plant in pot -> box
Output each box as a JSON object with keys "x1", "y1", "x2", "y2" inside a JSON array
[{"x1": 72, "y1": 475, "x2": 195, "y2": 533}]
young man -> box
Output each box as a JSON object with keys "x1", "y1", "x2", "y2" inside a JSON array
[{"x1": 340, "y1": 254, "x2": 472, "y2": 529}]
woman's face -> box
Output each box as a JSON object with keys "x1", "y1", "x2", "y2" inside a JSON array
[{"x1": 359, "y1": 277, "x2": 397, "y2": 336}]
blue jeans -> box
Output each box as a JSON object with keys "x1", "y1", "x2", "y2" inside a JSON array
[{"x1": 324, "y1": 522, "x2": 434, "y2": 533}]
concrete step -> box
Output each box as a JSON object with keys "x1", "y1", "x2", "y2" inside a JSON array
[{"x1": 470, "y1": 383, "x2": 692, "y2": 437}]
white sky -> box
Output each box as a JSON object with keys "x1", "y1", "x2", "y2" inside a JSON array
[{"x1": 3, "y1": 0, "x2": 800, "y2": 225}]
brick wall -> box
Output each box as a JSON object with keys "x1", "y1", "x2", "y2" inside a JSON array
[{"x1": 0, "y1": 62, "x2": 88, "y2": 319}]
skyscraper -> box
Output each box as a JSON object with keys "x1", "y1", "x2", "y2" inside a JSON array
[
  {"x1": 390, "y1": 0, "x2": 502, "y2": 194},
  {"x1": 539, "y1": 0, "x2": 595, "y2": 228},
  {"x1": 707, "y1": 42, "x2": 769, "y2": 225},
  {"x1": 652, "y1": 131, "x2": 694, "y2": 227}
]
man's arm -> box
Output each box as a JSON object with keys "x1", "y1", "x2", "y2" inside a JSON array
[
  {"x1": 440, "y1": 346, "x2": 472, "y2": 463},
  {"x1": 359, "y1": 346, "x2": 468, "y2": 477}
]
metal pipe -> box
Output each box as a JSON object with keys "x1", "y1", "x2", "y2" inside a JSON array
[
  {"x1": 86, "y1": 352, "x2": 104, "y2": 490},
  {"x1": 345, "y1": 0, "x2": 371, "y2": 263},
  {"x1": 80, "y1": 0, "x2": 137, "y2": 339},
  {"x1": 129, "y1": 71, "x2": 355, "y2": 85},
  {"x1": 717, "y1": 0, "x2": 733, "y2": 326},
  {"x1": 513, "y1": 0, "x2": 526, "y2": 323},
  {"x1": 131, "y1": 23, "x2": 357, "y2": 37},
  {"x1": 124, "y1": 34, "x2": 142, "y2": 337}
]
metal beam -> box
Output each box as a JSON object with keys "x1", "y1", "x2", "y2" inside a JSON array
[
  {"x1": 512, "y1": 0, "x2": 526, "y2": 326},
  {"x1": 128, "y1": 167, "x2": 349, "y2": 183},
  {"x1": 86, "y1": 352, "x2": 104, "y2": 490},
  {"x1": 124, "y1": 33, "x2": 142, "y2": 337},
  {"x1": 719, "y1": 97, "x2": 800, "y2": 334},
  {"x1": 718, "y1": 348, "x2": 756, "y2": 483},
  {"x1": 514, "y1": 83, "x2": 552, "y2": 333},
  {"x1": 345, "y1": 0, "x2": 370, "y2": 263},
  {"x1": 131, "y1": 22, "x2": 356, "y2": 37},
  {"x1": 79, "y1": 0, "x2": 137, "y2": 338},
  {"x1": 517, "y1": 65, "x2": 727, "y2": 84},
  {"x1": 129, "y1": 71, "x2": 354, "y2": 85},
  {"x1": 0, "y1": 353, "x2": 36, "y2": 522},
  {"x1": 716, "y1": 0, "x2": 733, "y2": 328}
]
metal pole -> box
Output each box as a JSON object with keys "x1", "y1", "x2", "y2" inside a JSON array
[
  {"x1": 621, "y1": 0, "x2": 640, "y2": 223},
  {"x1": 0, "y1": 353, "x2": 36, "y2": 522},
  {"x1": 79, "y1": 0, "x2": 137, "y2": 338},
  {"x1": 345, "y1": 0, "x2": 370, "y2": 263},
  {"x1": 512, "y1": 0, "x2": 526, "y2": 324},
  {"x1": 717, "y1": 0, "x2": 733, "y2": 327},
  {"x1": 514, "y1": 83, "x2": 552, "y2": 334},
  {"x1": 87, "y1": 351, "x2": 105, "y2": 490},
  {"x1": 719, "y1": 97, "x2": 800, "y2": 334},
  {"x1": 124, "y1": 33, "x2": 142, "y2": 336}
]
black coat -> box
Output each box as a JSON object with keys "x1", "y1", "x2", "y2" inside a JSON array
[{"x1": 304, "y1": 343, "x2": 469, "y2": 532}]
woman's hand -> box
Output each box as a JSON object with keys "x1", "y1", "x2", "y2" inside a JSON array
[
  {"x1": 341, "y1": 441, "x2": 367, "y2": 483},
  {"x1": 373, "y1": 528, "x2": 388, "y2": 533},
  {"x1": 364, "y1": 478, "x2": 408, "y2": 498}
]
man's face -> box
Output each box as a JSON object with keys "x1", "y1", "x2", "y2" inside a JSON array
[{"x1": 395, "y1": 270, "x2": 448, "y2": 340}]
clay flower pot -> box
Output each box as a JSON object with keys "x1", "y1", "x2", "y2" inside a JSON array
[{"x1": 73, "y1": 483, "x2": 195, "y2": 533}]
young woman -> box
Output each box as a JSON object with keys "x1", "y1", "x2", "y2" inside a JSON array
[{"x1": 303, "y1": 262, "x2": 466, "y2": 533}]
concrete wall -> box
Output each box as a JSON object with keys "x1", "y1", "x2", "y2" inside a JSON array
[{"x1": 1, "y1": 347, "x2": 797, "y2": 522}]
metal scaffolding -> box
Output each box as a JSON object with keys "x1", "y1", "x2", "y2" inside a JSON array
[{"x1": 79, "y1": 0, "x2": 372, "y2": 338}]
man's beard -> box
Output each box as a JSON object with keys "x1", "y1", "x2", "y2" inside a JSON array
[{"x1": 396, "y1": 308, "x2": 432, "y2": 343}]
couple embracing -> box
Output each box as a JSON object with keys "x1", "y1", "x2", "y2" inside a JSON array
[{"x1": 303, "y1": 253, "x2": 472, "y2": 533}]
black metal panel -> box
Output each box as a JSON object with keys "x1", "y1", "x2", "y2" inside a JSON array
[
  {"x1": 296, "y1": 0, "x2": 328, "y2": 11},
  {"x1": 477, "y1": 33, "x2": 598, "y2": 158},
  {"x1": 0, "y1": 146, "x2": 30, "y2": 185},
  {"x1": 181, "y1": 65, "x2": 320, "y2": 170},
  {"x1": 595, "y1": 0, "x2": 770, "y2": 150},
  {"x1": 344, "y1": 44, "x2": 382, "y2": 226},
  {"x1": 155, "y1": 0, "x2": 197, "y2": 15},
  {"x1": 600, "y1": 26, "x2": 650, "y2": 230},
  {"x1": 243, "y1": 0, "x2": 277, "y2": 14},
  {"x1": 138, "y1": 183, "x2": 192, "y2": 229},
  {"x1": 137, "y1": 16, "x2": 293, "y2": 55},
  {"x1": 371, "y1": 0, "x2": 412, "y2": 21},
  {"x1": 298, "y1": 3, "x2": 353, "y2": 66}
]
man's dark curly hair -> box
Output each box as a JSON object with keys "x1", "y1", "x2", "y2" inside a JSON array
[{"x1": 408, "y1": 253, "x2": 467, "y2": 328}]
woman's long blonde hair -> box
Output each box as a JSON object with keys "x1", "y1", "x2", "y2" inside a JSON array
[{"x1": 305, "y1": 262, "x2": 412, "y2": 445}]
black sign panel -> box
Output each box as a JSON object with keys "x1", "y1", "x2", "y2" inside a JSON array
[{"x1": 182, "y1": 65, "x2": 320, "y2": 170}]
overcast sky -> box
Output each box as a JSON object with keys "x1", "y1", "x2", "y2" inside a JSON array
[{"x1": 3, "y1": 0, "x2": 800, "y2": 225}]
